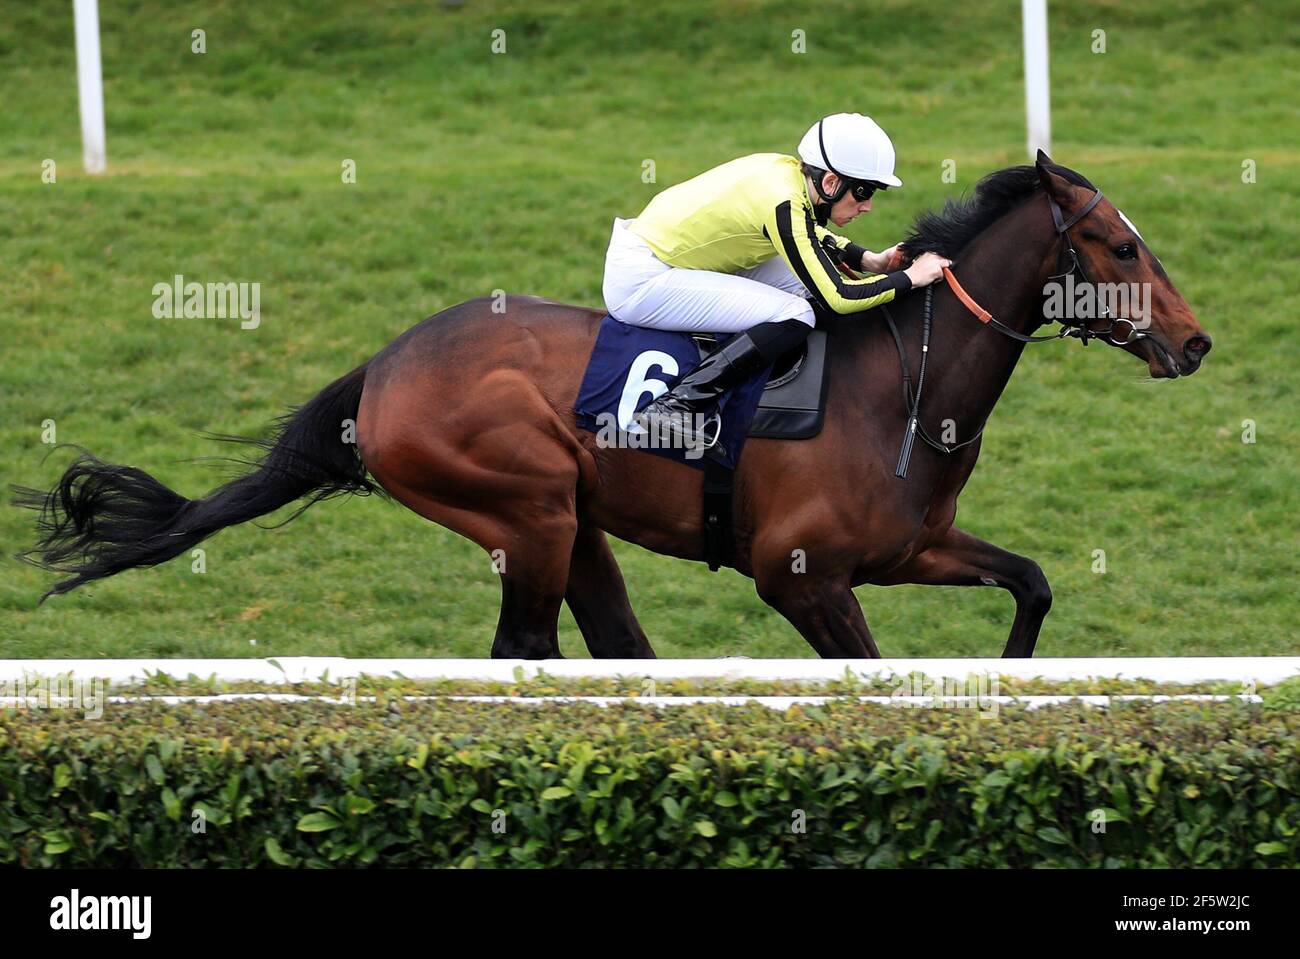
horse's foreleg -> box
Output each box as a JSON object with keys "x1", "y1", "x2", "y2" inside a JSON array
[
  {"x1": 756, "y1": 570, "x2": 882, "y2": 658},
  {"x1": 564, "y1": 522, "x2": 655, "y2": 658},
  {"x1": 876, "y1": 526, "x2": 1052, "y2": 657}
]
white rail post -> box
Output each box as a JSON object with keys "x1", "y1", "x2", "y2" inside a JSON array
[
  {"x1": 73, "y1": 0, "x2": 107, "y2": 174},
  {"x1": 1021, "y1": 0, "x2": 1051, "y2": 158}
]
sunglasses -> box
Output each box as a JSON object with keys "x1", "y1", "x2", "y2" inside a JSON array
[{"x1": 849, "y1": 181, "x2": 885, "y2": 202}]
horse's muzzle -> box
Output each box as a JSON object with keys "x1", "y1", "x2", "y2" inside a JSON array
[{"x1": 1182, "y1": 333, "x2": 1213, "y2": 374}]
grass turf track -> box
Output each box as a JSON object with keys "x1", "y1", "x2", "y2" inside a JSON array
[{"x1": 1, "y1": 0, "x2": 1296, "y2": 658}]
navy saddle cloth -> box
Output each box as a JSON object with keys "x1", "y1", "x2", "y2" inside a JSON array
[{"x1": 574, "y1": 316, "x2": 829, "y2": 470}]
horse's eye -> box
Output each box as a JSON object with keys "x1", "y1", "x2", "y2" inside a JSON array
[{"x1": 1115, "y1": 243, "x2": 1138, "y2": 260}]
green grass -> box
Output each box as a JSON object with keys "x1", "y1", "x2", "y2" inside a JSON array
[{"x1": 1, "y1": 0, "x2": 1296, "y2": 659}]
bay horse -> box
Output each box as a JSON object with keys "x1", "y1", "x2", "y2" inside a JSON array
[{"x1": 16, "y1": 154, "x2": 1211, "y2": 659}]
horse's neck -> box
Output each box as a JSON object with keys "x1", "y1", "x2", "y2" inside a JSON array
[{"x1": 913, "y1": 195, "x2": 1060, "y2": 437}]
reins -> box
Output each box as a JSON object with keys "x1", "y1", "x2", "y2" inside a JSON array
[
  {"x1": 886, "y1": 187, "x2": 1148, "y2": 478},
  {"x1": 939, "y1": 266, "x2": 1074, "y2": 344},
  {"x1": 885, "y1": 285, "x2": 978, "y2": 478}
]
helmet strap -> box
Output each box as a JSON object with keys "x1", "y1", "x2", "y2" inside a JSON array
[{"x1": 815, "y1": 119, "x2": 850, "y2": 204}]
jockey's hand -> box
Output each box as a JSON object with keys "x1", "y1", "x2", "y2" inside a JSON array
[
  {"x1": 904, "y1": 251, "x2": 952, "y2": 287},
  {"x1": 861, "y1": 244, "x2": 905, "y2": 274}
]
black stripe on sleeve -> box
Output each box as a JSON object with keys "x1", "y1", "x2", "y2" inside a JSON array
[{"x1": 774, "y1": 201, "x2": 906, "y2": 312}]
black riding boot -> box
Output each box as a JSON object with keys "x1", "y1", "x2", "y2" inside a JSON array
[{"x1": 635, "y1": 319, "x2": 812, "y2": 451}]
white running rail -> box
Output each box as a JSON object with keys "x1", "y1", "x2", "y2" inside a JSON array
[{"x1": 0, "y1": 657, "x2": 1295, "y2": 685}]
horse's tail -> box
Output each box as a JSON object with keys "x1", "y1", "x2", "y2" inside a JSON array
[{"x1": 14, "y1": 362, "x2": 379, "y2": 602}]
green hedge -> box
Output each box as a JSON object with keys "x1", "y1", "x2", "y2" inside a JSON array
[{"x1": 1, "y1": 700, "x2": 1297, "y2": 867}]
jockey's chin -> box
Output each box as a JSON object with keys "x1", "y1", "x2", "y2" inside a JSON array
[{"x1": 830, "y1": 196, "x2": 872, "y2": 227}]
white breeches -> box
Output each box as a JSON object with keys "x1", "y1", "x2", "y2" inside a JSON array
[{"x1": 601, "y1": 217, "x2": 817, "y2": 333}]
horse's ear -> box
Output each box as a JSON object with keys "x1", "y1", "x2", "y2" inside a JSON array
[
  {"x1": 1035, "y1": 149, "x2": 1055, "y2": 191},
  {"x1": 1035, "y1": 151, "x2": 1069, "y2": 200}
]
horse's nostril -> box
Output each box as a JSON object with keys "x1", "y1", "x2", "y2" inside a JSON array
[{"x1": 1184, "y1": 334, "x2": 1212, "y2": 359}]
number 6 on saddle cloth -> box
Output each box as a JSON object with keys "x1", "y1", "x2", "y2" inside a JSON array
[
  {"x1": 574, "y1": 316, "x2": 831, "y2": 470},
  {"x1": 574, "y1": 316, "x2": 831, "y2": 571}
]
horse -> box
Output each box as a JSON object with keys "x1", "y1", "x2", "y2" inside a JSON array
[{"x1": 15, "y1": 153, "x2": 1212, "y2": 659}]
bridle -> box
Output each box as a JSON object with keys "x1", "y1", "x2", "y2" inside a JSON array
[
  {"x1": 1044, "y1": 188, "x2": 1149, "y2": 347},
  {"x1": 886, "y1": 186, "x2": 1149, "y2": 478},
  {"x1": 945, "y1": 187, "x2": 1149, "y2": 347}
]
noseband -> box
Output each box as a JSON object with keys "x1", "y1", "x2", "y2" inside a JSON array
[{"x1": 886, "y1": 186, "x2": 1148, "y2": 478}]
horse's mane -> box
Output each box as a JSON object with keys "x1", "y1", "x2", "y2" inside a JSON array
[{"x1": 899, "y1": 162, "x2": 1096, "y2": 259}]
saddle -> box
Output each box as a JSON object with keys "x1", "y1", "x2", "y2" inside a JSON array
[
  {"x1": 573, "y1": 310, "x2": 836, "y2": 574},
  {"x1": 689, "y1": 328, "x2": 831, "y2": 440}
]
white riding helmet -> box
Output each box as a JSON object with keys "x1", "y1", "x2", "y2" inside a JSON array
[{"x1": 797, "y1": 113, "x2": 903, "y2": 188}]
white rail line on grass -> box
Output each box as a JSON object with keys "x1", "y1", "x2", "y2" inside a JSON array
[
  {"x1": 0, "y1": 694, "x2": 1265, "y2": 711},
  {"x1": 0, "y1": 657, "x2": 1296, "y2": 685}
]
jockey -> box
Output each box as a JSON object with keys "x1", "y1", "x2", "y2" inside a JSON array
[{"x1": 602, "y1": 112, "x2": 951, "y2": 448}]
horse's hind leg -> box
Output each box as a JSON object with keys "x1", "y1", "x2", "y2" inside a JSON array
[
  {"x1": 489, "y1": 507, "x2": 578, "y2": 659},
  {"x1": 565, "y1": 521, "x2": 655, "y2": 658},
  {"x1": 358, "y1": 369, "x2": 589, "y2": 659},
  {"x1": 368, "y1": 474, "x2": 577, "y2": 658}
]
